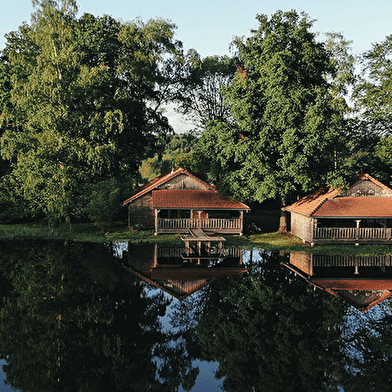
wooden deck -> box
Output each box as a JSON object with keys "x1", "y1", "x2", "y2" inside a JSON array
[{"x1": 182, "y1": 228, "x2": 226, "y2": 256}]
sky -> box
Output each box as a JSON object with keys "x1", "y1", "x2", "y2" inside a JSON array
[{"x1": 1, "y1": 0, "x2": 392, "y2": 131}]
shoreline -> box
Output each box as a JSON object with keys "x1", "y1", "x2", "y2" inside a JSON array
[{"x1": 1, "y1": 223, "x2": 392, "y2": 256}]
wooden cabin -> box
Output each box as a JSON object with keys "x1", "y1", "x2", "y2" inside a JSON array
[
  {"x1": 123, "y1": 168, "x2": 250, "y2": 235},
  {"x1": 284, "y1": 174, "x2": 392, "y2": 245}
]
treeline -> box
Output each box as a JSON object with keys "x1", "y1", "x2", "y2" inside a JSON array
[{"x1": 1, "y1": 1, "x2": 392, "y2": 226}]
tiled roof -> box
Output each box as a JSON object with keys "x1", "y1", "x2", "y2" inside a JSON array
[
  {"x1": 152, "y1": 190, "x2": 250, "y2": 210},
  {"x1": 123, "y1": 167, "x2": 216, "y2": 205},
  {"x1": 284, "y1": 186, "x2": 338, "y2": 216},
  {"x1": 285, "y1": 174, "x2": 392, "y2": 217},
  {"x1": 313, "y1": 197, "x2": 392, "y2": 217}
]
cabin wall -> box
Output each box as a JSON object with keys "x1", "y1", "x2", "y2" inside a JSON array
[
  {"x1": 128, "y1": 194, "x2": 154, "y2": 228},
  {"x1": 342, "y1": 179, "x2": 391, "y2": 197},
  {"x1": 290, "y1": 212, "x2": 313, "y2": 243},
  {"x1": 156, "y1": 173, "x2": 211, "y2": 191}
]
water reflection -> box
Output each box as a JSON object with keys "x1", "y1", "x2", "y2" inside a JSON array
[
  {"x1": 0, "y1": 240, "x2": 392, "y2": 391},
  {"x1": 0, "y1": 240, "x2": 198, "y2": 392},
  {"x1": 285, "y1": 253, "x2": 392, "y2": 312},
  {"x1": 122, "y1": 244, "x2": 247, "y2": 300}
]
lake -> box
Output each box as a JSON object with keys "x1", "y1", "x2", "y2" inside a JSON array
[{"x1": 0, "y1": 239, "x2": 391, "y2": 391}]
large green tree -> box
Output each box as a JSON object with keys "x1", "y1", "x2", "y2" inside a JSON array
[
  {"x1": 355, "y1": 33, "x2": 392, "y2": 131},
  {"x1": 352, "y1": 33, "x2": 392, "y2": 186},
  {"x1": 175, "y1": 50, "x2": 236, "y2": 131},
  {"x1": 198, "y1": 10, "x2": 347, "y2": 206},
  {"x1": 0, "y1": 0, "x2": 182, "y2": 223}
]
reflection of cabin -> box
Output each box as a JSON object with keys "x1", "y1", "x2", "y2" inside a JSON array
[
  {"x1": 286, "y1": 253, "x2": 392, "y2": 312},
  {"x1": 123, "y1": 244, "x2": 247, "y2": 300},
  {"x1": 123, "y1": 168, "x2": 250, "y2": 235},
  {"x1": 284, "y1": 174, "x2": 392, "y2": 245}
]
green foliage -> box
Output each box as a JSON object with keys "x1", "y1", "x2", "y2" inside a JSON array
[
  {"x1": 175, "y1": 50, "x2": 236, "y2": 130},
  {"x1": 138, "y1": 131, "x2": 209, "y2": 181},
  {"x1": 0, "y1": 1, "x2": 183, "y2": 223},
  {"x1": 140, "y1": 155, "x2": 174, "y2": 182},
  {"x1": 198, "y1": 10, "x2": 347, "y2": 205},
  {"x1": 355, "y1": 33, "x2": 392, "y2": 132},
  {"x1": 324, "y1": 32, "x2": 356, "y2": 97},
  {"x1": 85, "y1": 178, "x2": 127, "y2": 231}
]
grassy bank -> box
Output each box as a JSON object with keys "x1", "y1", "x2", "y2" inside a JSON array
[
  {"x1": 1, "y1": 222, "x2": 392, "y2": 255},
  {"x1": 0, "y1": 223, "x2": 183, "y2": 244}
]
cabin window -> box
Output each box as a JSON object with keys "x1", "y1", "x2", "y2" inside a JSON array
[{"x1": 158, "y1": 210, "x2": 190, "y2": 219}]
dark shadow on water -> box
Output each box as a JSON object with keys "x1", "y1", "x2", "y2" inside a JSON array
[{"x1": 0, "y1": 240, "x2": 392, "y2": 391}]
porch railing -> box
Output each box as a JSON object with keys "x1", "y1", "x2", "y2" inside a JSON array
[
  {"x1": 157, "y1": 218, "x2": 242, "y2": 231},
  {"x1": 314, "y1": 227, "x2": 392, "y2": 241}
]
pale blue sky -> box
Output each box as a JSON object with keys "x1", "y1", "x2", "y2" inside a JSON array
[
  {"x1": 1, "y1": 0, "x2": 392, "y2": 131},
  {"x1": 1, "y1": 0, "x2": 392, "y2": 56}
]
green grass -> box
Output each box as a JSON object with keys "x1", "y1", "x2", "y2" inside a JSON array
[
  {"x1": 0, "y1": 223, "x2": 105, "y2": 242},
  {"x1": 1, "y1": 223, "x2": 392, "y2": 255}
]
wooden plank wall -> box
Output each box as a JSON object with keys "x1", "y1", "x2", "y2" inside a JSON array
[
  {"x1": 128, "y1": 173, "x2": 212, "y2": 228},
  {"x1": 290, "y1": 213, "x2": 313, "y2": 243}
]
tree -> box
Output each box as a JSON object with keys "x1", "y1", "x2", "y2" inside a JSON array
[
  {"x1": 138, "y1": 131, "x2": 209, "y2": 182},
  {"x1": 355, "y1": 34, "x2": 392, "y2": 133},
  {"x1": 352, "y1": 34, "x2": 392, "y2": 187},
  {"x1": 175, "y1": 50, "x2": 236, "y2": 131},
  {"x1": 198, "y1": 10, "x2": 346, "y2": 206},
  {"x1": 324, "y1": 32, "x2": 356, "y2": 98},
  {"x1": 0, "y1": 0, "x2": 182, "y2": 223}
]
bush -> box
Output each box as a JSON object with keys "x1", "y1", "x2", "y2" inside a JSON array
[{"x1": 85, "y1": 178, "x2": 124, "y2": 231}]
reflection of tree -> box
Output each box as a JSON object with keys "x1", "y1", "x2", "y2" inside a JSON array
[
  {"x1": 0, "y1": 240, "x2": 197, "y2": 392},
  {"x1": 174, "y1": 250, "x2": 347, "y2": 392},
  {"x1": 340, "y1": 307, "x2": 392, "y2": 392}
]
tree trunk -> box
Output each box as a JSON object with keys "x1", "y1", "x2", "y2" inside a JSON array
[{"x1": 278, "y1": 209, "x2": 287, "y2": 233}]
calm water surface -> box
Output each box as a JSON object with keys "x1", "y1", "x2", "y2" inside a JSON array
[{"x1": 0, "y1": 240, "x2": 391, "y2": 391}]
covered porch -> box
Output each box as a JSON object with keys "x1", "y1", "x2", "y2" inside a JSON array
[
  {"x1": 154, "y1": 208, "x2": 245, "y2": 235},
  {"x1": 312, "y1": 218, "x2": 392, "y2": 244}
]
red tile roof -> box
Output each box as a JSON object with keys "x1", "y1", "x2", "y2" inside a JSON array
[
  {"x1": 313, "y1": 197, "x2": 392, "y2": 218},
  {"x1": 123, "y1": 167, "x2": 216, "y2": 205},
  {"x1": 285, "y1": 186, "x2": 338, "y2": 216},
  {"x1": 285, "y1": 174, "x2": 392, "y2": 218},
  {"x1": 152, "y1": 190, "x2": 250, "y2": 210}
]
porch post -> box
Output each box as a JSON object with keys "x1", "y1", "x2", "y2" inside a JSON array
[
  {"x1": 127, "y1": 204, "x2": 131, "y2": 228},
  {"x1": 310, "y1": 218, "x2": 317, "y2": 247},
  {"x1": 154, "y1": 209, "x2": 160, "y2": 235},
  {"x1": 240, "y1": 211, "x2": 244, "y2": 235},
  {"x1": 355, "y1": 220, "x2": 361, "y2": 241},
  {"x1": 197, "y1": 210, "x2": 202, "y2": 229}
]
